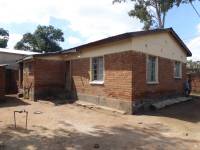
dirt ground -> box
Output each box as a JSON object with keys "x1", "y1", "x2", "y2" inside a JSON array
[{"x1": 0, "y1": 95, "x2": 200, "y2": 150}]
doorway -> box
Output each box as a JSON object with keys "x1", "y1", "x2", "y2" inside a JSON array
[
  {"x1": 65, "y1": 61, "x2": 71, "y2": 92},
  {"x1": 5, "y1": 69, "x2": 18, "y2": 94}
]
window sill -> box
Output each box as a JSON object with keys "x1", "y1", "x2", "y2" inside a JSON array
[
  {"x1": 147, "y1": 81, "x2": 159, "y2": 85},
  {"x1": 90, "y1": 81, "x2": 104, "y2": 85},
  {"x1": 174, "y1": 77, "x2": 182, "y2": 79}
]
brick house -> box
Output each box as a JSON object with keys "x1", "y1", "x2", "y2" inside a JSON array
[
  {"x1": 18, "y1": 59, "x2": 66, "y2": 100},
  {"x1": 18, "y1": 28, "x2": 192, "y2": 114}
]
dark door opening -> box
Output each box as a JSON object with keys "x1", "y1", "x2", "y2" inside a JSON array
[
  {"x1": 5, "y1": 69, "x2": 18, "y2": 94},
  {"x1": 65, "y1": 61, "x2": 71, "y2": 92}
]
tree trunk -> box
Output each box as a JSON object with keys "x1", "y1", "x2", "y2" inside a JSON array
[
  {"x1": 162, "y1": 12, "x2": 166, "y2": 28},
  {"x1": 155, "y1": 0, "x2": 162, "y2": 28}
]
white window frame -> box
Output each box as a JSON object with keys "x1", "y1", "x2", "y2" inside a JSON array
[
  {"x1": 146, "y1": 55, "x2": 159, "y2": 84},
  {"x1": 90, "y1": 56, "x2": 104, "y2": 85},
  {"x1": 174, "y1": 61, "x2": 182, "y2": 79}
]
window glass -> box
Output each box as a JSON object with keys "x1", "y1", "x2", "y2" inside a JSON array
[
  {"x1": 91, "y1": 57, "x2": 104, "y2": 81},
  {"x1": 174, "y1": 61, "x2": 182, "y2": 78},
  {"x1": 147, "y1": 56, "x2": 157, "y2": 82}
]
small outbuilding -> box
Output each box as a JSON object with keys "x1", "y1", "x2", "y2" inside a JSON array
[
  {"x1": 18, "y1": 28, "x2": 192, "y2": 114},
  {"x1": 18, "y1": 58, "x2": 66, "y2": 100},
  {"x1": 0, "y1": 48, "x2": 39, "y2": 95}
]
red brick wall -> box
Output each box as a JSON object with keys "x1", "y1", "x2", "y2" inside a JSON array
[
  {"x1": 22, "y1": 50, "x2": 186, "y2": 104},
  {"x1": 71, "y1": 51, "x2": 133, "y2": 101},
  {"x1": 105, "y1": 51, "x2": 133, "y2": 101},
  {"x1": 132, "y1": 52, "x2": 186, "y2": 101},
  {"x1": 23, "y1": 59, "x2": 66, "y2": 100},
  {"x1": 34, "y1": 59, "x2": 66, "y2": 98},
  {"x1": 71, "y1": 50, "x2": 186, "y2": 103},
  {"x1": 23, "y1": 61, "x2": 35, "y2": 99},
  {"x1": 190, "y1": 73, "x2": 200, "y2": 93},
  {"x1": 0, "y1": 66, "x2": 5, "y2": 97}
]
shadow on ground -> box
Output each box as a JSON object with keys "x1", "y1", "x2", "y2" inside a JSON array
[
  {"x1": 0, "y1": 95, "x2": 30, "y2": 108},
  {"x1": 137, "y1": 97, "x2": 200, "y2": 123},
  {"x1": 36, "y1": 97, "x2": 74, "y2": 106},
  {"x1": 0, "y1": 122, "x2": 199, "y2": 150}
]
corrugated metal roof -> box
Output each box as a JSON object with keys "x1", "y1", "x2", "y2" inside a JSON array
[{"x1": 0, "y1": 48, "x2": 40, "y2": 55}]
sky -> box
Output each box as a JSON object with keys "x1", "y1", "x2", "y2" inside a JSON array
[{"x1": 0, "y1": 0, "x2": 199, "y2": 60}]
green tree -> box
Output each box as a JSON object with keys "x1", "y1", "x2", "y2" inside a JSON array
[
  {"x1": 187, "y1": 60, "x2": 200, "y2": 73},
  {"x1": 14, "y1": 25, "x2": 64, "y2": 53},
  {"x1": 0, "y1": 28, "x2": 9, "y2": 48},
  {"x1": 113, "y1": 0, "x2": 199, "y2": 30}
]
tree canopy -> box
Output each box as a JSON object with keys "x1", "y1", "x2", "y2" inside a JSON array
[
  {"x1": 14, "y1": 25, "x2": 64, "y2": 53},
  {"x1": 113, "y1": 0, "x2": 199, "y2": 30},
  {"x1": 187, "y1": 60, "x2": 200, "y2": 73},
  {"x1": 0, "y1": 28, "x2": 9, "y2": 48}
]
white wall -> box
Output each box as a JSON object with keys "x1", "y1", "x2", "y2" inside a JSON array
[
  {"x1": 0, "y1": 52, "x2": 24, "y2": 69},
  {"x1": 132, "y1": 33, "x2": 187, "y2": 63}
]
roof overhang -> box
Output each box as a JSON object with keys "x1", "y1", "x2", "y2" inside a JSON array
[
  {"x1": 17, "y1": 48, "x2": 78, "y2": 62},
  {"x1": 167, "y1": 28, "x2": 192, "y2": 57},
  {"x1": 17, "y1": 28, "x2": 192, "y2": 62},
  {"x1": 60, "y1": 28, "x2": 192, "y2": 57},
  {"x1": 0, "y1": 64, "x2": 8, "y2": 67}
]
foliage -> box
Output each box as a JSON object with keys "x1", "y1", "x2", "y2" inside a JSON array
[
  {"x1": 15, "y1": 25, "x2": 64, "y2": 53},
  {"x1": 113, "y1": 0, "x2": 199, "y2": 30},
  {"x1": 187, "y1": 60, "x2": 200, "y2": 73},
  {"x1": 0, "y1": 28, "x2": 9, "y2": 48}
]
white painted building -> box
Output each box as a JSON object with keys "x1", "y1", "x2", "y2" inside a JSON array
[{"x1": 0, "y1": 48, "x2": 39, "y2": 69}]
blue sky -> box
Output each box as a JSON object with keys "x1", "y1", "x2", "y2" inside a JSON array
[{"x1": 0, "y1": 0, "x2": 199, "y2": 60}]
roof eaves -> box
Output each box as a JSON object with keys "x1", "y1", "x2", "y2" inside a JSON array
[
  {"x1": 16, "y1": 28, "x2": 191, "y2": 59},
  {"x1": 16, "y1": 56, "x2": 34, "y2": 63},
  {"x1": 62, "y1": 48, "x2": 77, "y2": 54},
  {"x1": 61, "y1": 28, "x2": 171, "y2": 53},
  {"x1": 0, "y1": 64, "x2": 8, "y2": 67},
  {"x1": 167, "y1": 28, "x2": 192, "y2": 57},
  {"x1": 73, "y1": 28, "x2": 192, "y2": 57}
]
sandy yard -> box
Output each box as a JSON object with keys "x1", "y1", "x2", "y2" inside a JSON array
[{"x1": 0, "y1": 95, "x2": 200, "y2": 150}]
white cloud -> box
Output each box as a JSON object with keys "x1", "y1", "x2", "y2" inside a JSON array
[
  {"x1": 68, "y1": 36, "x2": 82, "y2": 45},
  {"x1": 7, "y1": 33, "x2": 22, "y2": 49},
  {"x1": 197, "y1": 24, "x2": 200, "y2": 33},
  {"x1": 187, "y1": 36, "x2": 200, "y2": 60},
  {"x1": 187, "y1": 23, "x2": 200, "y2": 61},
  {"x1": 0, "y1": 0, "x2": 142, "y2": 46}
]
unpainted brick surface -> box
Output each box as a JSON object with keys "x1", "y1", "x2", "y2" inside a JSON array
[
  {"x1": 71, "y1": 51, "x2": 133, "y2": 101},
  {"x1": 0, "y1": 66, "x2": 5, "y2": 97},
  {"x1": 132, "y1": 52, "x2": 186, "y2": 100},
  {"x1": 190, "y1": 73, "x2": 200, "y2": 93},
  {"x1": 22, "y1": 50, "x2": 186, "y2": 104},
  {"x1": 23, "y1": 59, "x2": 66, "y2": 99},
  {"x1": 71, "y1": 50, "x2": 186, "y2": 102},
  {"x1": 34, "y1": 59, "x2": 65, "y2": 88}
]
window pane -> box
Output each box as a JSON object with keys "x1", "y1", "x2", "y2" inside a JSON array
[
  {"x1": 174, "y1": 62, "x2": 181, "y2": 78},
  {"x1": 147, "y1": 56, "x2": 157, "y2": 82},
  {"x1": 91, "y1": 56, "x2": 104, "y2": 81},
  {"x1": 148, "y1": 59, "x2": 152, "y2": 81},
  {"x1": 93, "y1": 69, "x2": 97, "y2": 80},
  {"x1": 98, "y1": 73, "x2": 103, "y2": 81}
]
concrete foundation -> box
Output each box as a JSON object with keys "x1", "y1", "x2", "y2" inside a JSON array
[
  {"x1": 133, "y1": 93, "x2": 185, "y2": 112},
  {"x1": 76, "y1": 93, "x2": 133, "y2": 114}
]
